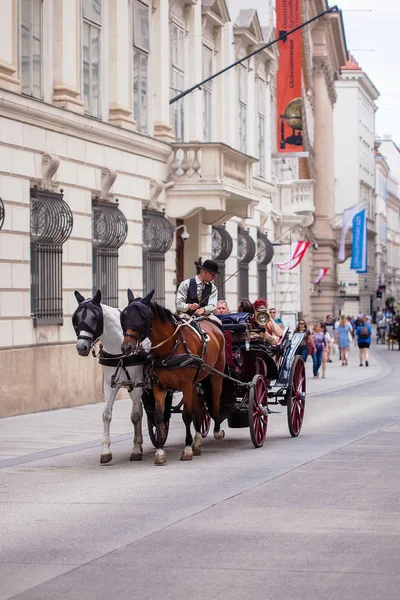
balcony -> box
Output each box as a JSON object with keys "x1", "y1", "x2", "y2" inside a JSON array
[{"x1": 166, "y1": 143, "x2": 259, "y2": 226}]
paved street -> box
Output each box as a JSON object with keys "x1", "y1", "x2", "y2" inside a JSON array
[{"x1": 1, "y1": 343, "x2": 400, "y2": 599}]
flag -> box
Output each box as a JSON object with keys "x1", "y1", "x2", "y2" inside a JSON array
[
  {"x1": 351, "y1": 209, "x2": 367, "y2": 272},
  {"x1": 313, "y1": 268, "x2": 328, "y2": 284},
  {"x1": 276, "y1": 241, "x2": 310, "y2": 271},
  {"x1": 338, "y1": 203, "x2": 364, "y2": 261},
  {"x1": 276, "y1": 0, "x2": 304, "y2": 154}
]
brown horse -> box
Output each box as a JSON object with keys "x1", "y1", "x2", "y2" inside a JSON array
[{"x1": 120, "y1": 290, "x2": 226, "y2": 465}]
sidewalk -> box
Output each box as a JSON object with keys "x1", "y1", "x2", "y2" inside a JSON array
[{"x1": 0, "y1": 345, "x2": 389, "y2": 465}]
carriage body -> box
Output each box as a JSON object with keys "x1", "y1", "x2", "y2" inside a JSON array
[{"x1": 216, "y1": 322, "x2": 307, "y2": 447}]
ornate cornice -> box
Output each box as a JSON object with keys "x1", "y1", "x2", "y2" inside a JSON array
[
  {"x1": 313, "y1": 57, "x2": 337, "y2": 105},
  {"x1": 100, "y1": 167, "x2": 117, "y2": 200}
]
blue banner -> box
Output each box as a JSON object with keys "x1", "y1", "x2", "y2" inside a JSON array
[{"x1": 350, "y1": 209, "x2": 367, "y2": 272}]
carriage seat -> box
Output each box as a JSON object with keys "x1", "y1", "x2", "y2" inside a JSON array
[{"x1": 221, "y1": 322, "x2": 248, "y2": 333}]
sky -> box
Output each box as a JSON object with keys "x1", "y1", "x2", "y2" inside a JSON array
[{"x1": 328, "y1": 0, "x2": 400, "y2": 143}]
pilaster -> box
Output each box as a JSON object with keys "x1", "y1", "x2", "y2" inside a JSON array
[
  {"x1": 0, "y1": 0, "x2": 20, "y2": 92},
  {"x1": 108, "y1": 0, "x2": 136, "y2": 130},
  {"x1": 152, "y1": 0, "x2": 174, "y2": 141},
  {"x1": 52, "y1": 0, "x2": 84, "y2": 112}
]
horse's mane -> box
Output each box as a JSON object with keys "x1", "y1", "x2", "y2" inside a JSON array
[{"x1": 149, "y1": 302, "x2": 176, "y2": 324}]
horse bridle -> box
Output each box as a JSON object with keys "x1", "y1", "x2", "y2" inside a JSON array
[{"x1": 73, "y1": 302, "x2": 104, "y2": 348}]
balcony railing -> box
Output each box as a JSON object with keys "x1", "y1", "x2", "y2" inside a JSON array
[{"x1": 278, "y1": 179, "x2": 314, "y2": 215}]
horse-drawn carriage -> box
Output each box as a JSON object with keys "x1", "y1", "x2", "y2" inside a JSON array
[{"x1": 72, "y1": 289, "x2": 306, "y2": 465}]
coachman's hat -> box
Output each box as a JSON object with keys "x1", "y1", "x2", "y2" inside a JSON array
[{"x1": 200, "y1": 259, "x2": 220, "y2": 275}]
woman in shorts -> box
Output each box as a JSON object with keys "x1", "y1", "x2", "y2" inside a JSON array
[{"x1": 355, "y1": 317, "x2": 372, "y2": 366}]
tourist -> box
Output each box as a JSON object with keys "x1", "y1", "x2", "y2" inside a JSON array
[
  {"x1": 311, "y1": 321, "x2": 327, "y2": 379},
  {"x1": 355, "y1": 317, "x2": 372, "y2": 367},
  {"x1": 335, "y1": 314, "x2": 352, "y2": 366},
  {"x1": 295, "y1": 319, "x2": 315, "y2": 363}
]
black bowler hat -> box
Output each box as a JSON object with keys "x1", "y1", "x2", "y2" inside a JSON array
[{"x1": 200, "y1": 259, "x2": 220, "y2": 275}]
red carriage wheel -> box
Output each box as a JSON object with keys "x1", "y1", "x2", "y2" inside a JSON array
[
  {"x1": 286, "y1": 355, "x2": 306, "y2": 437},
  {"x1": 200, "y1": 408, "x2": 211, "y2": 438},
  {"x1": 147, "y1": 414, "x2": 170, "y2": 448},
  {"x1": 248, "y1": 374, "x2": 268, "y2": 448}
]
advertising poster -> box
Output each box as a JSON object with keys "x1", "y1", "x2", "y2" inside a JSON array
[{"x1": 276, "y1": 0, "x2": 304, "y2": 154}]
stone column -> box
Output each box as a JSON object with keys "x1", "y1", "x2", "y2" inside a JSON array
[
  {"x1": 52, "y1": 0, "x2": 84, "y2": 112},
  {"x1": 108, "y1": 0, "x2": 135, "y2": 130},
  {"x1": 0, "y1": 0, "x2": 20, "y2": 92},
  {"x1": 151, "y1": 0, "x2": 174, "y2": 141},
  {"x1": 311, "y1": 57, "x2": 337, "y2": 319}
]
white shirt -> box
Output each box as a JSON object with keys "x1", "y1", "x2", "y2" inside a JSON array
[{"x1": 176, "y1": 275, "x2": 217, "y2": 315}]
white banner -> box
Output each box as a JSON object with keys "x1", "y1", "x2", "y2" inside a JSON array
[{"x1": 338, "y1": 204, "x2": 364, "y2": 261}]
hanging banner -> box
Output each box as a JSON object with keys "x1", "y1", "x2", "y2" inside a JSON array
[
  {"x1": 313, "y1": 267, "x2": 329, "y2": 284},
  {"x1": 276, "y1": 0, "x2": 304, "y2": 154},
  {"x1": 276, "y1": 241, "x2": 310, "y2": 271},
  {"x1": 350, "y1": 209, "x2": 368, "y2": 272},
  {"x1": 338, "y1": 203, "x2": 364, "y2": 261}
]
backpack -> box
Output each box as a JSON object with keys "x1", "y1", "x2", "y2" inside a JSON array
[{"x1": 359, "y1": 325, "x2": 369, "y2": 339}]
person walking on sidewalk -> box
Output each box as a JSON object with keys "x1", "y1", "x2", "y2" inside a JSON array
[
  {"x1": 356, "y1": 317, "x2": 372, "y2": 366},
  {"x1": 295, "y1": 319, "x2": 315, "y2": 363},
  {"x1": 320, "y1": 324, "x2": 332, "y2": 378},
  {"x1": 311, "y1": 321, "x2": 327, "y2": 379},
  {"x1": 335, "y1": 314, "x2": 352, "y2": 366}
]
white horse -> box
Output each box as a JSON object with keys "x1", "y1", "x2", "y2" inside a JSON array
[{"x1": 72, "y1": 290, "x2": 145, "y2": 464}]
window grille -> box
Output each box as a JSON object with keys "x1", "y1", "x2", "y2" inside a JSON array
[
  {"x1": 202, "y1": 45, "x2": 213, "y2": 142},
  {"x1": 257, "y1": 233, "x2": 274, "y2": 298},
  {"x1": 20, "y1": 0, "x2": 43, "y2": 98},
  {"x1": 237, "y1": 228, "x2": 256, "y2": 301},
  {"x1": 30, "y1": 188, "x2": 73, "y2": 325},
  {"x1": 212, "y1": 226, "x2": 233, "y2": 299},
  {"x1": 133, "y1": 0, "x2": 150, "y2": 133},
  {"x1": 92, "y1": 200, "x2": 128, "y2": 307},
  {"x1": 0, "y1": 197, "x2": 4, "y2": 230},
  {"x1": 142, "y1": 210, "x2": 174, "y2": 305},
  {"x1": 82, "y1": 0, "x2": 102, "y2": 118},
  {"x1": 170, "y1": 22, "x2": 185, "y2": 141}
]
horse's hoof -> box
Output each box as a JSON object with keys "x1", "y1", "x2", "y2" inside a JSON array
[
  {"x1": 100, "y1": 453, "x2": 113, "y2": 464},
  {"x1": 214, "y1": 430, "x2": 225, "y2": 441},
  {"x1": 180, "y1": 452, "x2": 193, "y2": 461},
  {"x1": 130, "y1": 453, "x2": 142, "y2": 462},
  {"x1": 192, "y1": 446, "x2": 202, "y2": 456},
  {"x1": 154, "y1": 450, "x2": 167, "y2": 465}
]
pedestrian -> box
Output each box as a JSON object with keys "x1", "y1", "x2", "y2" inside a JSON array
[
  {"x1": 355, "y1": 316, "x2": 372, "y2": 366},
  {"x1": 320, "y1": 324, "x2": 332, "y2": 377},
  {"x1": 324, "y1": 315, "x2": 335, "y2": 362},
  {"x1": 311, "y1": 321, "x2": 327, "y2": 378},
  {"x1": 268, "y1": 307, "x2": 284, "y2": 328},
  {"x1": 294, "y1": 319, "x2": 315, "y2": 363},
  {"x1": 335, "y1": 314, "x2": 352, "y2": 366}
]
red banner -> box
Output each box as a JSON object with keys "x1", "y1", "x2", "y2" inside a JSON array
[{"x1": 276, "y1": 0, "x2": 303, "y2": 153}]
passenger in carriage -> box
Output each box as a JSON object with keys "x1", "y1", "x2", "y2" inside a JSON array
[
  {"x1": 236, "y1": 297, "x2": 283, "y2": 344},
  {"x1": 215, "y1": 300, "x2": 230, "y2": 315}
]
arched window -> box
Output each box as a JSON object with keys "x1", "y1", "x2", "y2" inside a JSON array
[
  {"x1": 0, "y1": 197, "x2": 4, "y2": 231},
  {"x1": 30, "y1": 188, "x2": 73, "y2": 325},
  {"x1": 212, "y1": 226, "x2": 233, "y2": 299},
  {"x1": 257, "y1": 232, "x2": 274, "y2": 298},
  {"x1": 92, "y1": 200, "x2": 128, "y2": 307},
  {"x1": 237, "y1": 228, "x2": 256, "y2": 301},
  {"x1": 142, "y1": 209, "x2": 174, "y2": 305}
]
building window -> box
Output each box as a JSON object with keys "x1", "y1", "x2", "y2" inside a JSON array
[
  {"x1": 203, "y1": 45, "x2": 213, "y2": 142},
  {"x1": 92, "y1": 200, "x2": 128, "y2": 307},
  {"x1": 142, "y1": 210, "x2": 174, "y2": 305},
  {"x1": 238, "y1": 64, "x2": 247, "y2": 153},
  {"x1": 82, "y1": 0, "x2": 102, "y2": 118},
  {"x1": 237, "y1": 228, "x2": 256, "y2": 301},
  {"x1": 20, "y1": 0, "x2": 43, "y2": 98},
  {"x1": 133, "y1": 0, "x2": 150, "y2": 133},
  {"x1": 30, "y1": 188, "x2": 73, "y2": 325},
  {"x1": 170, "y1": 22, "x2": 185, "y2": 142},
  {"x1": 257, "y1": 78, "x2": 266, "y2": 177}
]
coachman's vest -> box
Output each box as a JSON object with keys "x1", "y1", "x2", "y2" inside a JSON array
[{"x1": 186, "y1": 278, "x2": 212, "y2": 315}]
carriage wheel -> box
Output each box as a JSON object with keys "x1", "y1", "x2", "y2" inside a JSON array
[
  {"x1": 200, "y1": 407, "x2": 211, "y2": 438},
  {"x1": 248, "y1": 375, "x2": 268, "y2": 448},
  {"x1": 147, "y1": 414, "x2": 170, "y2": 448},
  {"x1": 286, "y1": 355, "x2": 306, "y2": 438}
]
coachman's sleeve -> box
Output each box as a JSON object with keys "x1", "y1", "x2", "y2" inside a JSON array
[{"x1": 176, "y1": 280, "x2": 190, "y2": 313}]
